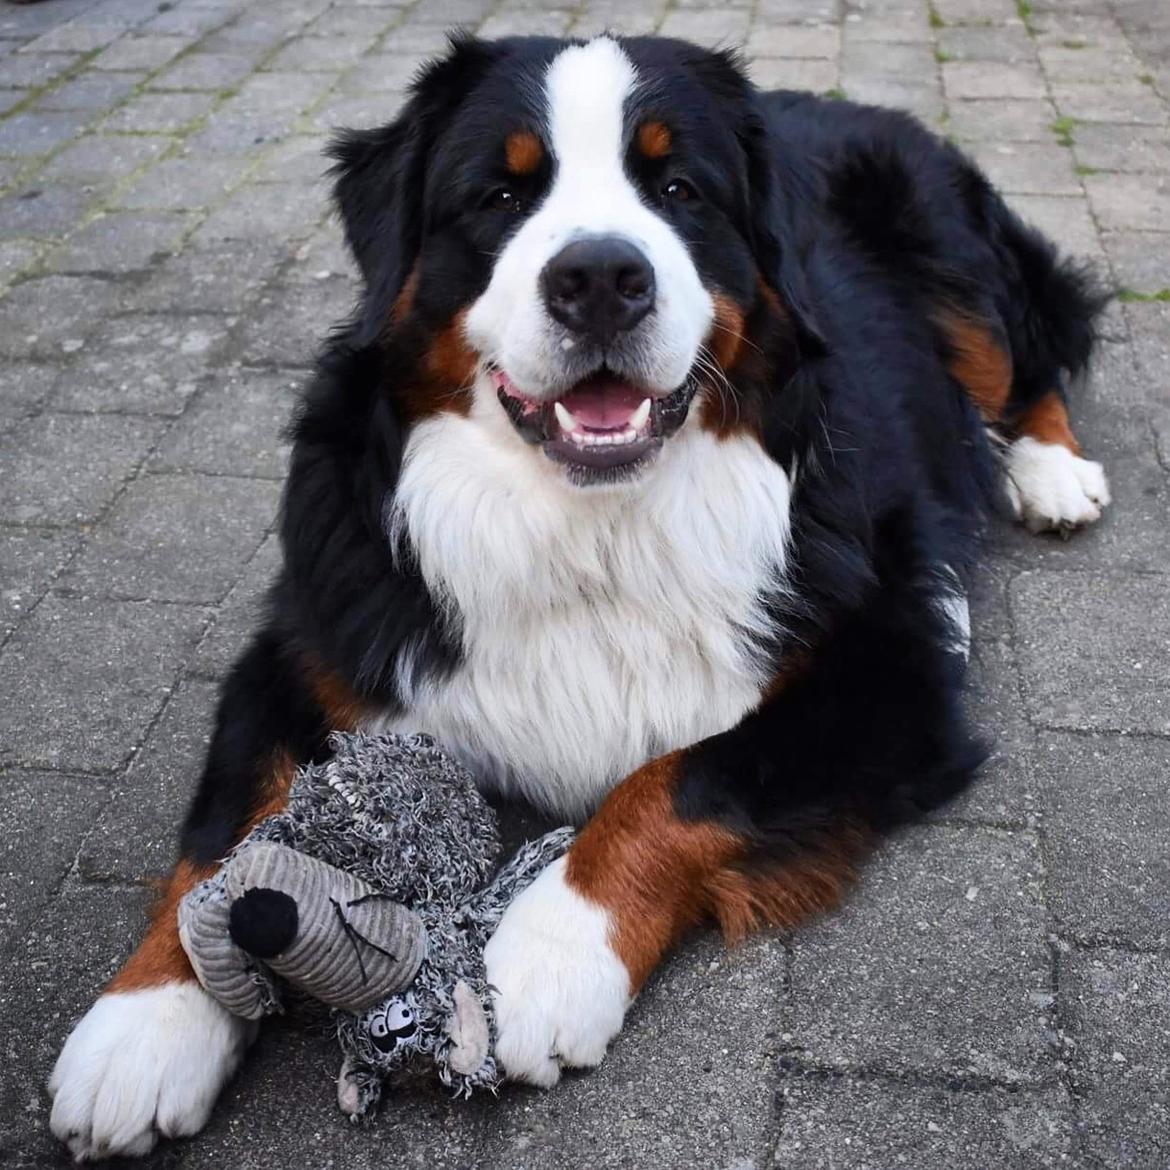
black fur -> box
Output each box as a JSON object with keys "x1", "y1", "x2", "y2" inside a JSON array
[{"x1": 179, "y1": 36, "x2": 1102, "y2": 895}]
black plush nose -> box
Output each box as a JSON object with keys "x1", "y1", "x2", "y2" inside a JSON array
[{"x1": 540, "y1": 235, "x2": 655, "y2": 341}]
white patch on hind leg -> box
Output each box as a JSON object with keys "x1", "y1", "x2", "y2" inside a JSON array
[{"x1": 1005, "y1": 436, "x2": 1111, "y2": 534}]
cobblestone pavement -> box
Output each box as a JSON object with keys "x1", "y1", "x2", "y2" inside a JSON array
[{"x1": 1, "y1": 0, "x2": 1168, "y2": 1166}]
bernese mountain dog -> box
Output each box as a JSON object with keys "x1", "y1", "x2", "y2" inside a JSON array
[{"x1": 49, "y1": 33, "x2": 1109, "y2": 1160}]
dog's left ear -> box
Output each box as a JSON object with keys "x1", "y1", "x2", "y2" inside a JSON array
[{"x1": 328, "y1": 34, "x2": 497, "y2": 344}]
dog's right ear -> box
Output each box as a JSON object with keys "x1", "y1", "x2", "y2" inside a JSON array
[{"x1": 328, "y1": 34, "x2": 497, "y2": 342}]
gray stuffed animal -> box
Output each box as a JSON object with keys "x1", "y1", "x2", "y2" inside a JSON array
[{"x1": 177, "y1": 731, "x2": 574, "y2": 1119}]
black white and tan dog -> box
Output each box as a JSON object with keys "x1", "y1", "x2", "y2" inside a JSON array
[{"x1": 48, "y1": 34, "x2": 1109, "y2": 1160}]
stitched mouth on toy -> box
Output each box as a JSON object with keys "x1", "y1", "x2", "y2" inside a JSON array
[{"x1": 492, "y1": 368, "x2": 695, "y2": 484}]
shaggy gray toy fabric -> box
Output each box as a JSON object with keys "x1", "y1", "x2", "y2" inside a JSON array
[{"x1": 179, "y1": 731, "x2": 574, "y2": 1119}]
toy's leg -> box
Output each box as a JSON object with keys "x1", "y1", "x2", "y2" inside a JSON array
[
  {"x1": 486, "y1": 570, "x2": 982, "y2": 1086},
  {"x1": 48, "y1": 631, "x2": 359, "y2": 1160}
]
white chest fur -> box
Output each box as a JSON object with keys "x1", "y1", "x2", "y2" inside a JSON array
[{"x1": 371, "y1": 399, "x2": 793, "y2": 820}]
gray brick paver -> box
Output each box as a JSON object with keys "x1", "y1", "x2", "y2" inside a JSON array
[{"x1": 1, "y1": 0, "x2": 1167, "y2": 1165}]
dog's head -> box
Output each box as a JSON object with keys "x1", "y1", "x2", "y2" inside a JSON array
[{"x1": 332, "y1": 34, "x2": 817, "y2": 488}]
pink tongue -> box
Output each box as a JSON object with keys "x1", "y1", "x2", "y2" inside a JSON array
[{"x1": 560, "y1": 381, "x2": 645, "y2": 430}]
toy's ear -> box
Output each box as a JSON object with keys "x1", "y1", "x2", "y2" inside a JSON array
[{"x1": 446, "y1": 980, "x2": 491, "y2": 1075}]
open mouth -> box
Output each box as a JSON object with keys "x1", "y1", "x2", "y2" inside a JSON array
[{"x1": 492, "y1": 369, "x2": 695, "y2": 482}]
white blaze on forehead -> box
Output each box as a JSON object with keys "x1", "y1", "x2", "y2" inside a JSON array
[
  {"x1": 464, "y1": 36, "x2": 713, "y2": 400},
  {"x1": 545, "y1": 37, "x2": 638, "y2": 196}
]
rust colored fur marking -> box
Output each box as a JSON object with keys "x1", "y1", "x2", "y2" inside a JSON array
[
  {"x1": 1015, "y1": 389, "x2": 1081, "y2": 453},
  {"x1": 106, "y1": 858, "x2": 215, "y2": 992},
  {"x1": 566, "y1": 753, "x2": 864, "y2": 989},
  {"x1": 305, "y1": 659, "x2": 369, "y2": 731},
  {"x1": 391, "y1": 266, "x2": 420, "y2": 325},
  {"x1": 107, "y1": 751, "x2": 300, "y2": 993},
  {"x1": 505, "y1": 130, "x2": 543, "y2": 176},
  {"x1": 637, "y1": 120, "x2": 672, "y2": 160},
  {"x1": 937, "y1": 310, "x2": 1013, "y2": 422}
]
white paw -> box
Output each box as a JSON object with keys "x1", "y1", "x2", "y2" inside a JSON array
[
  {"x1": 48, "y1": 983, "x2": 254, "y2": 1162},
  {"x1": 1005, "y1": 437, "x2": 1111, "y2": 534},
  {"x1": 484, "y1": 856, "x2": 631, "y2": 1088}
]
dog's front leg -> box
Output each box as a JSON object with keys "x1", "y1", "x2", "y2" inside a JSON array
[{"x1": 485, "y1": 742, "x2": 862, "y2": 1087}]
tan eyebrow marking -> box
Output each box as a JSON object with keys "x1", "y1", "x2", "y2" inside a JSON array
[
  {"x1": 505, "y1": 130, "x2": 544, "y2": 176},
  {"x1": 637, "y1": 120, "x2": 673, "y2": 160}
]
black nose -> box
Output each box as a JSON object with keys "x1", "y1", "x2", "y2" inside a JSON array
[{"x1": 540, "y1": 235, "x2": 655, "y2": 341}]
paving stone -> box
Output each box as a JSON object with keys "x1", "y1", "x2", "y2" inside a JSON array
[
  {"x1": 78, "y1": 679, "x2": 218, "y2": 881},
  {"x1": 148, "y1": 49, "x2": 263, "y2": 91},
  {"x1": 32, "y1": 68, "x2": 145, "y2": 112},
  {"x1": 190, "y1": 180, "x2": 325, "y2": 245},
  {"x1": 944, "y1": 61, "x2": 1048, "y2": 101},
  {"x1": 285, "y1": 227, "x2": 355, "y2": 284},
  {"x1": 0, "y1": 183, "x2": 92, "y2": 238},
  {"x1": 102, "y1": 88, "x2": 219, "y2": 134},
  {"x1": 478, "y1": 11, "x2": 577, "y2": 38},
  {"x1": 0, "y1": 882, "x2": 155, "y2": 1167},
  {"x1": 49, "y1": 313, "x2": 232, "y2": 415},
  {"x1": 90, "y1": 33, "x2": 192, "y2": 72},
  {"x1": 770, "y1": 1077, "x2": 1074, "y2": 1169},
  {"x1": 166, "y1": 1016, "x2": 504, "y2": 1170},
  {"x1": 0, "y1": 239, "x2": 41, "y2": 289},
  {"x1": 151, "y1": 367, "x2": 297, "y2": 478},
  {"x1": 1062, "y1": 949, "x2": 1170, "y2": 1169},
  {"x1": 61, "y1": 471, "x2": 280, "y2": 604},
  {"x1": 841, "y1": 10, "x2": 932, "y2": 44},
  {"x1": 1004, "y1": 193, "x2": 1101, "y2": 257},
  {"x1": 948, "y1": 98, "x2": 1060, "y2": 142},
  {"x1": 40, "y1": 131, "x2": 170, "y2": 185},
  {"x1": 1049, "y1": 82, "x2": 1167, "y2": 125},
  {"x1": 124, "y1": 238, "x2": 284, "y2": 314},
  {"x1": 1038, "y1": 44, "x2": 1147, "y2": 84},
  {"x1": 0, "y1": 525, "x2": 76, "y2": 638},
  {"x1": 306, "y1": 5, "x2": 404, "y2": 40},
  {"x1": 750, "y1": 58, "x2": 839, "y2": 93},
  {"x1": 842, "y1": 39, "x2": 938, "y2": 81},
  {"x1": 1071, "y1": 122, "x2": 1170, "y2": 173},
  {"x1": 844, "y1": 79, "x2": 945, "y2": 121},
  {"x1": 340, "y1": 53, "x2": 434, "y2": 94},
  {"x1": 1083, "y1": 171, "x2": 1170, "y2": 232},
  {"x1": 1034, "y1": 731, "x2": 1170, "y2": 949},
  {"x1": 0, "y1": 411, "x2": 160, "y2": 524},
  {"x1": 788, "y1": 825, "x2": 1052, "y2": 1083},
  {"x1": 188, "y1": 531, "x2": 281, "y2": 679},
  {"x1": 659, "y1": 8, "x2": 751, "y2": 45},
  {"x1": 245, "y1": 134, "x2": 330, "y2": 186},
  {"x1": 311, "y1": 92, "x2": 401, "y2": 132},
  {"x1": 0, "y1": 273, "x2": 125, "y2": 358},
  {"x1": 48, "y1": 209, "x2": 196, "y2": 274},
  {"x1": 933, "y1": 0, "x2": 1019, "y2": 21},
  {"x1": 0, "y1": 770, "x2": 109, "y2": 949},
  {"x1": 0, "y1": 593, "x2": 206, "y2": 772},
  {"x1": 493, "y1": 931, "x2": 789, "y2": 1170},
  {"x1": 938, "y1": 25, "x2": 1037, "y2": 63},
  {"x1": 1102, "y1": 231, "x2": 1170, "y2": 292},
  {"x1": 234, "y1": 275, "x2": 355, "y2": 366},
  {"x1": 264, "y1": 33, "x2": 370, "y2": 72},
  {"x1": 1012, "y1": 570, "x2": 1170, "y2": 734},
  {"x1": 0, "y1": 50, "x2": 80, "y2": 89},
  {"x1": 379, "y1": 24, "x2": 465, "y2": 58},
  {"x1": 0, "y1": 109, "x2": 90, "y2": 158},
  {"x1": 21, "y1": 20, "x2": 122, "y2": 54},
  {"x1": 746, "y1": 23, "x2": 840, "y2": 59},
  {"x1": 115, "y1": 154, "x2": 251, "y2": 211},
  {"x1": 971, "y1": 142, "x2": 1082, "y2": 195}
]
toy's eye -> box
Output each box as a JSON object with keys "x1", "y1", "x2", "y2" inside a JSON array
[
  {"x1": 386, "y1": 1003, "x2": 415, "y2": 1033},
  {"x1": 488, "y1": 188, "x2": 523, "y2": 213},
  {"x1": 661, "y1": 179, "x2": 697, "y2": 204}
]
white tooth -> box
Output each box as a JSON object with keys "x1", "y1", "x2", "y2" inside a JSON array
[
  {"x1": 554, "y1": 402, "x2": 578, "y2": 433},
  {"x1": 630, "y1": 398, "x2": 652, "y2": 431},
  {"x1": 622, "y1": 429, "x2": 636, "y2": 443}
]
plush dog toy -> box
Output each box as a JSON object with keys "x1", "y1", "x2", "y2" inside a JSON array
[{"x1": 177, "y1": 731, "x2": 573, "y2": 1119}]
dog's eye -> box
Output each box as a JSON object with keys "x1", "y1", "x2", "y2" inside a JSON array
[
  {"x1": 488, "y1": 188, "x2": 523, "y2": 213},
  {"x1": 661, "y1": 179, "x2": 697, "y2": 204}
]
